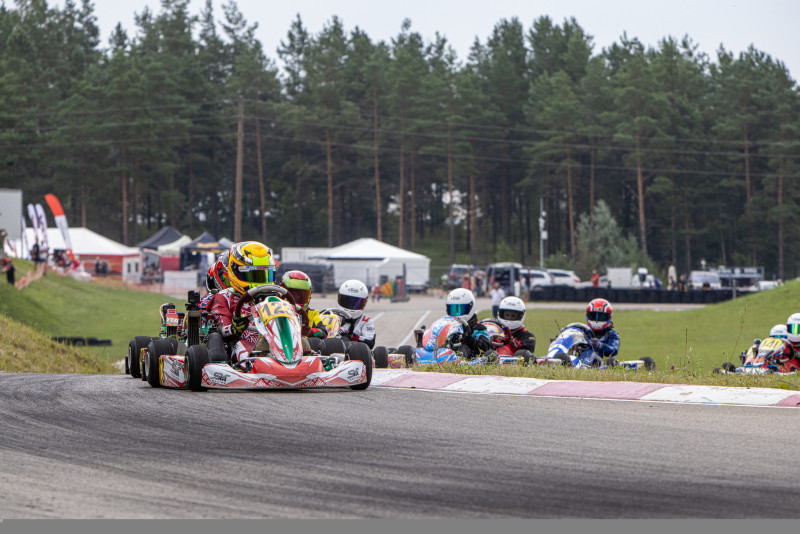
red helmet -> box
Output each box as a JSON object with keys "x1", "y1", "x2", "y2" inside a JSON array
[{"x1": 586, "y1": 298, "x2": 613, "y2": 333}]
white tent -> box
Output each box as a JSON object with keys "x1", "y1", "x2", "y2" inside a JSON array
[
  {"x1": 312, "y1": 238, "x2": 430, "y2": 290},
  {"x1": 156, "y1": 234, "x2": 192, "y2": 255},
  {"x1": 14, "y1": 227, "x2": 142, "y2": 281}
]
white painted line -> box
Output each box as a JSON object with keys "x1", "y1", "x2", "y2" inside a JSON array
[
  {"x1": 639, "y1": 385, "x2": 797, "y2": 405},
  {"x1": 396, "y1": 310, "x2": 431, "y2": 347},
  {"x1": 441, "y1": 375, "x2": 551, "y2": 395},
  {"x1": 372, "y1": 312, "x2": 385, "y2": 322}
]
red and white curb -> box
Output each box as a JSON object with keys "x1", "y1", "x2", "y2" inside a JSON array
[{"x1": 372, "y1": 369, "x2": 800, "y2": 407}]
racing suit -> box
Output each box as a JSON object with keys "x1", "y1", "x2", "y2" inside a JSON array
[
  {"x1": 211, "y1": 288, "x2": 259, "y2": 362},
  {"x1": 298, "y1": 307, "x2": 328, "y2": 339},
  {"x1": 502, "y1": 325, "x2": 536, "y2": 354},
  {"x1": 457, "y1": 317, "x2": 491, "y2": 358},
  {"x1": 584, "y1": 324, "x2": 620, "y2": 365},
  {"x1": 337, "y1": 314, "x2": 376, "y2": 349}
]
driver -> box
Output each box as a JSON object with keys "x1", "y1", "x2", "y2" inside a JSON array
[
  {"x1": 210, "y1": 241, "x2": 276, "y2": 363},
  {"x1": 496, "y1": 296, "x2": 536, "y2": 353},
  {"x1": 584, "y1": 298, "x2": 620, "y2": 362},
  {"x1": 446, "y1": 288, "x2": 492, "y2": 358},
  {"x1": 334, "y1": 280, "x2": 376, "y2": 349},
  {"x1": 280, "y1": 270, "x2": 327, "y2": 340}
]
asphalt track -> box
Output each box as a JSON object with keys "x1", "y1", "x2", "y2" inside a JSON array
[{"x1": 2, "y1": 371, "x2": 800, "y2": 519}]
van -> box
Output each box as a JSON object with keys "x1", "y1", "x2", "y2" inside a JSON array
[{"x1": 484, "y1": 262, "x2": 523, "y2": 296}]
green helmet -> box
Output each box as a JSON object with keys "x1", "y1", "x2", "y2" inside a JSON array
[{"x1": 280, "y1": 270, "x2": 312, "y2": 308}]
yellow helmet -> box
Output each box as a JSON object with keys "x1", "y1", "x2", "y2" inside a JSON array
[{"x1": 226, "y1": 241, "x2": 275, "y2": 295}]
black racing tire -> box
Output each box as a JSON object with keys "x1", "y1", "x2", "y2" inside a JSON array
[
  {"x1": 185, "y1": 345, "x2": 209, "y2": 392},
  {"x1": 397, "y1": 345, "x2": 416, "y2": 367},
  {"x1": 345, "y1": 341, "x2": 373, "y2": 390},
  {"x1": 320, "y1": 337, "x2": 347, "y2": 356},
  {"x1": 606, "y1": 356, "x2": 619, "y2": 367},
  {"x1": 554, "y1": 354, "x2": 571, "y2": 366},
  {"x1": 372, "y1": 346, "x2": 389, "y2": 368},
  {"x1": 514, "y1": 349, "x2": 534, "y2": 365},
  {"x1": 307, "y1": 337, "x2": 323, "y2": 353},
  {"x1": 721, "y1": 362, "x2": 737, "y2": 373},
  {"x1": 166, "y1": 337, "x2": 180, "y2": 353},
  {"x1": 641, "y1": 357, "x2": 656, "y2": 371},
  {"x1": 127, "y1": 336, "x2": 151, "y2": 378},
  {"x1": 145, "y1": 338, "x2": 174, "y2": 388}
]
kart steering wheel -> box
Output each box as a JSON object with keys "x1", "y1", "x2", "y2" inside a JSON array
[{"x1": 233, "y1": 284, "x2": 297, "y2": 323}]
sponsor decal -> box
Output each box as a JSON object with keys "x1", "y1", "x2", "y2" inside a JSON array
[{"x1": 209, "y1": 371, "x2": 230, "y2": 385}]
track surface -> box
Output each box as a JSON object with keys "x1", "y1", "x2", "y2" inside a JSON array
[{"x1": 2, "y1": 372, "x2": 799, "y2": 518}]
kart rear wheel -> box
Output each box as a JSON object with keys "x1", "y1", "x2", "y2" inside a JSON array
[
  {"x1": 641, "y1": 357, "x2": 656, "y2": 371},
  {"x1": 606, "y1": 356, "x2": 619, "y2": 367},
  {"x1": 721, "y1": 362, "x2": 737, "y2": 373},
  {"x1": 145, "y1": 338, "x2": 174, "y2": 388},
  {"x1": 127, "y1": 336, "x2": 151, "y2": 378},
  {"x1": 345, "y1": 342, "x2": 373, "y2": 390},
  {"x1": 514, "y1": 349, "x2": 534, "y2": 365},
  {"x1": 307, "y1": 337, "x2": 323, "y2": 353},
  {"x1": 397, "y1": 345, "x2": 416, "y2": 367},
  {"x1": 185, "y1": 345, "x2": 209, "y2": 392},
  {"x1": 320, "y1": 337, "x2": 346, "y2": 356},
  {"x1": 373, "y1": 346, "x2": 389, "y2": 368}
]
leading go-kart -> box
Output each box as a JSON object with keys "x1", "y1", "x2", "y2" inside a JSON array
[
  {"x1": 142, "y1": 285, "x2": 373, "y2": 391},
  {"x1": 715, "y1": 336, "x2": 800, "y2": 375},
  {"x1": 541, "y1": 322, "x2": 655, "y2": 370}
]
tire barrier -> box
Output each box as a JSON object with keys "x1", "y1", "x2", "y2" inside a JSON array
[
  {"x1": 528, "y1": 286, "x2": 739, "y2": 304},
  {"x1": 53, "y1": 336, "x2": 113, "y2": 346}
]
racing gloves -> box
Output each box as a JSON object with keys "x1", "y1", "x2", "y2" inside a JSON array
[{"x1": 231, "y1": 316, "x2": 249, "y2": 335}]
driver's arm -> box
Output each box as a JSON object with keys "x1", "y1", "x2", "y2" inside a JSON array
[{"x1": 211, "y1": 292, "x2": 239, "y2": 340}]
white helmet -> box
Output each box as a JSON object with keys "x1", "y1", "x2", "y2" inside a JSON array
[
  {"x1": 446, "y1": 288, "x2": 476, "y2": 322},
  {"x1": 770, "y1": 324, "x2": 788, "y2": 339},
  {"x1": 786, "y1": 314, "x2": 800, "y2": 343},
  {"x1": 337, "y1": 279, "x2": 369, "y2": 317},
  {"x1": 497, "y1": 296, "x2": 526, "y2": 330}
]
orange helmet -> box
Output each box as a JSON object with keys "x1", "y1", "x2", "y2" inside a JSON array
[
  {"x1": 226, "y1": 241, "x2": 275, "y2": 295},
  {"x1": 586, "y1": 298, "x2": 613, "y2": 333}
]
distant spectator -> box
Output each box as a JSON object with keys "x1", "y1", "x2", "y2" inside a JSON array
[
  {"x1": 678, "y1": 274, "x2": 687, "y2": 291},
  {"x1": 489, "y1": 282, "x2": 505, "y2": 318},
  {"x1": 668, "y1": 276, "x2": 677, "y2": 291},
  {"x1": 591, "y1": 269, "x2": 600, "y2": 288},
  {"x1": 31, "y1": 242, "x2": 40, "y2": 264},
  {"x1": 702, "y1": 280, "x2": 711, "y2": 291},
  {"x1": 461, "y1": 273, "x2": 471, "y2": 290},
  {"x1": 3, "y1": 258, "x2": 15, "y2": 285}
]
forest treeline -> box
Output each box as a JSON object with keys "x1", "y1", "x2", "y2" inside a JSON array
[{"x1": 1, "y1": 0, "x2": 799, "y2": 279}]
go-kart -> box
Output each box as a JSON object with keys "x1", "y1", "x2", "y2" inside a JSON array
[
  {"x1": 143, "y1": 285, "x2": 373, "y2": 391},
  {"x1": 317, "y1": 306, "x2": 393, "y2": 369},
  {"x1": 541, "y1": 322, "x2": 655, "y2": 370},
  {"x1": 391, "y1": 315, "x2": 532, "y2": 368},
  {"x1": 124, "y1": 290, "x2": 207, "y2": 379},
  {"x1": 715, "y1": 336, "x2": 800, "y2": 375}
]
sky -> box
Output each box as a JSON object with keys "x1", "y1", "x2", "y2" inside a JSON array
[{"x1": 82, "y1": 0, "x2": 800, "y2": 81}]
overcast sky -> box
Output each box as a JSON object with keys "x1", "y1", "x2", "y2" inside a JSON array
[{"x1": 84, "y1": 0, "x2": 799, "y2": 81}]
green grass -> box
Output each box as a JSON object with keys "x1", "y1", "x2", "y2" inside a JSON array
[
  {"x1": 0, "y1": 259, "x2": 179, "y2": 365},
  {"x1": 0, "y1": 312, "x2": 116, "y2": 374}
]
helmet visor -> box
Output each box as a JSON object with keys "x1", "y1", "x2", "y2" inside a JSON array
[
  {"x1": 235, "y1": 265, "x2": 274, "y2": 285},
  {"x1": 587, "y1": 311, "x2": 610, "y2": 322},
  {"x1": 288, "y1": 288, "x2": 311, "y2": 306},
  {"x1": 787, "y1": 323, "x2": 800, "y2": 335},
  {"x1": 447, "y1": 302, "x2": 473, "y2": 318},
  {"x1": 339, "y1": 294, "x2": 367, "y2": 311},
  {"x1": 498, "y1": 309, "x2": 524, "y2": 322}
]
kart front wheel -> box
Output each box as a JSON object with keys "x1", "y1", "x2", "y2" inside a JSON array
[
  {"x1": 185, "y1": 345, "x2": 209, "y2": 391},
  {"x1": 373, "y1": 346, "x2": 389, "y2": 368},
  {"x1": 145, "y1": 338, "x2": 174, "y2": 388},
  {"x1": 345, "y1": 342, "x2": 373, "y2": 390},
  {"x1": 396, "y1": 345, "x2": 416, "y2": 367},
  {"x1": 641, "y1": 357, "x2": 656, "y2": 371},
  {"x1": 721, "y1": 362, "x2": 736, "y2": 373},
  {"x1": 514, "y1": 349, "x2": 534, "y2": 365},
  {"x1": 127, "y1": 336, "x2": 152, "y2": 378}
]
